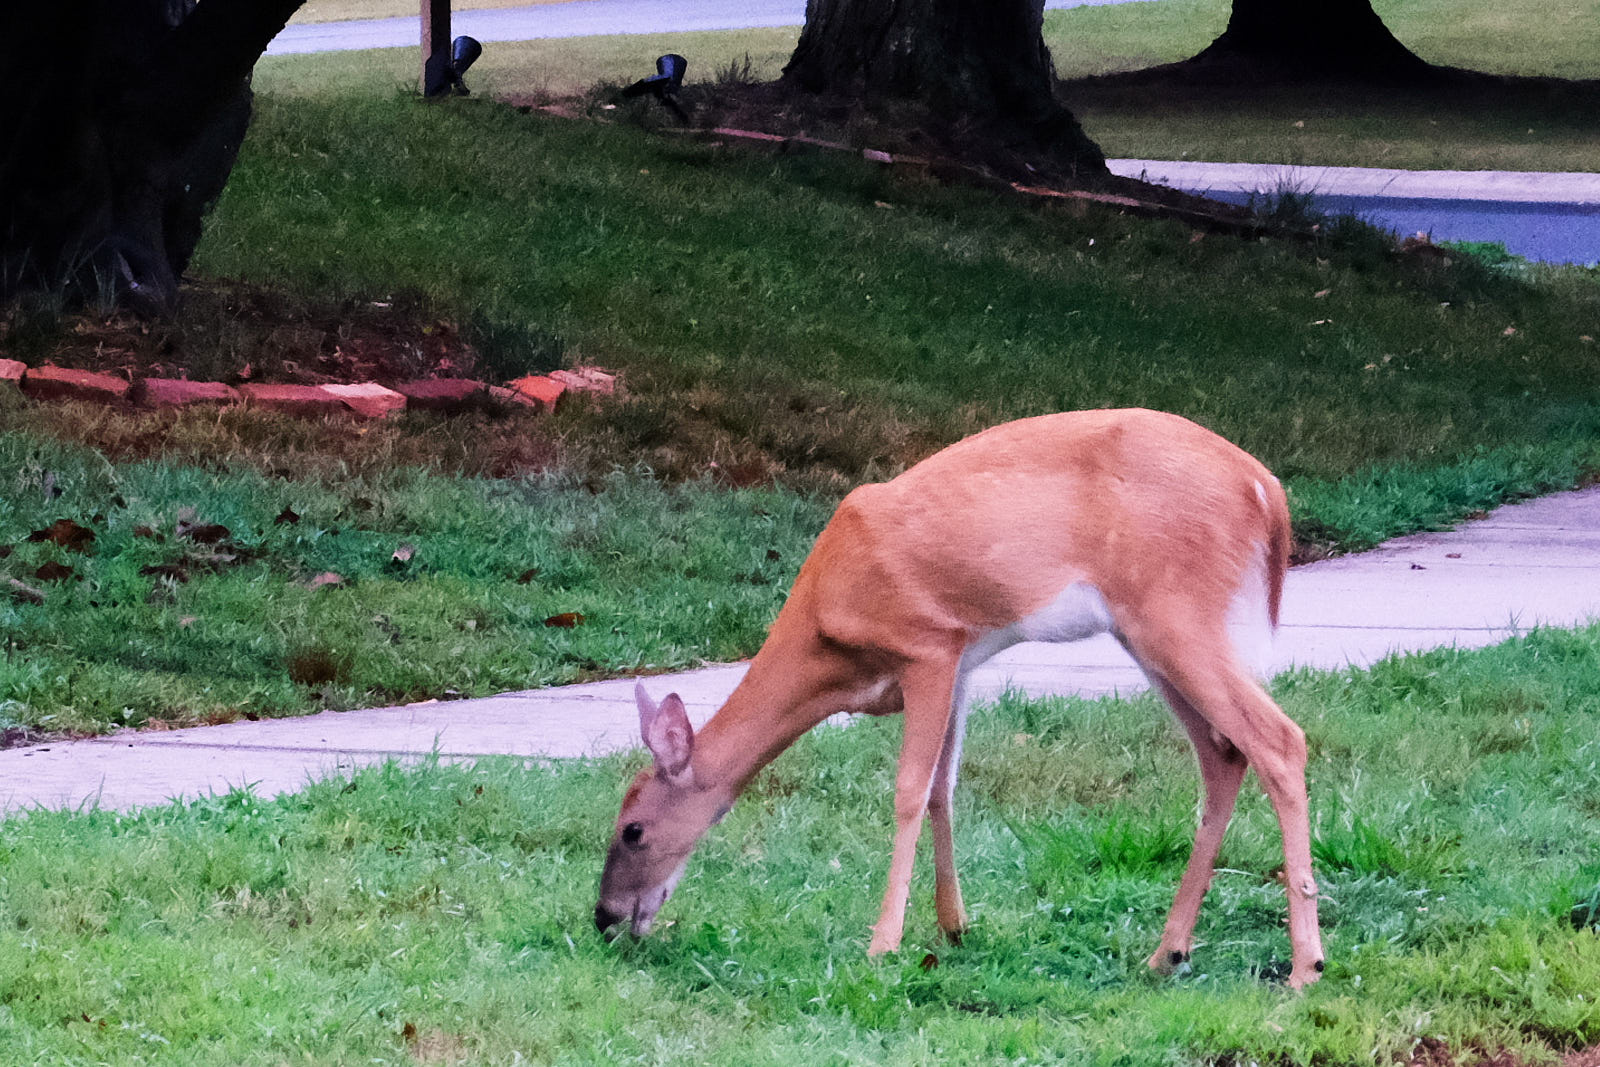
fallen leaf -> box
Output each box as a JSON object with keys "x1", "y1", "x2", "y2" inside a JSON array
[
  {"x1": 34, "y1": 561, "x2": 75, "y2": 582},
  {"x1": 1445, "y1": 552, "x2": 1462, "y2": 559},
  {"x1": 1410, "y1": 563, "x2": 1426, "y2": 570},
  {"x1": 178, "y1": 521, "x2": 231, "y2": 544},
  {"x1": 1502, "y1": 326, "x2": 1517, "y2": 336},
  {"x1": 133, "y1": 524, "x2": 161, "y2": 540},
  {"x1": 543, "y1": 612, "x2": 585, "y2": 628},
  {"x1": 140, "y1": 562, "x2": 191, "y2": 583},
  {"x1": 919, "y1": 953, "x2": 939, "y2": 971},
  {"x1": 1313, "y1": 288, "x2": 1332, "y2": 298},
  {"x1": 515, "y1": 568, "x2": 540, "y2": 584},
  {"x1": 391, "y1": 543, "x2": 416, "y2": 564},
  {"x1": 273, "y1": 506, "x2": 301, "y2": 525},
  {"x1": 306, "y1": 572, "x2": 344, "y2": 590},
  {"x1": 27, "y1": 518, "x2": 95, "y2": 551},
  {"x1": 178, "y1": 616, "x2": 199, "y2": 628}
]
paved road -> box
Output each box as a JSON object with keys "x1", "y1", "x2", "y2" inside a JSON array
[
  {"x1": 3, "y1": 486, "x2": 1596, "y2": 813},
  {"x1": 268, "y1": 0, "x2": 1147, "y2": 54},
  {"x1": 1110, "y1": 160, "x2": 1600, "y2": 265}
]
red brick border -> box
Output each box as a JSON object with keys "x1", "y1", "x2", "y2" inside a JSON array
[{"x1": 4, "y1": 362, "x2": 618, "y2": 419}]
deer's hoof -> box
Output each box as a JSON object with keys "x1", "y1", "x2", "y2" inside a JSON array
[{"x1": 1147, "y1": 948, "x2": 1191, "y2": 975}]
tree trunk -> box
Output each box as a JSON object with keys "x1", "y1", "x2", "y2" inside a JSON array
[
  {"x1": 782, "y1": 0, "x2": 1105, "y2": 177},
  {"x1": 1190, "y1": 0, "x2": 1431, "y2": 81},
  {"x1": 0, "y1": 0, "x2": 304, "y2": 315}
]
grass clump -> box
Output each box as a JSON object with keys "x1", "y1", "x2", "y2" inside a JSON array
[
  {"x1": 0, "y1": 427, "x2": 831, "y2": 734},
  {"x1": 3, "y1": 625, "x2": 1599, "y2": 1063}
]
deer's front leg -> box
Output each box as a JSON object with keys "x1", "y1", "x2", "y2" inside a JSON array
[
  {"x1": 928, "y1": 683, "x2": 971, "y2": 941},
  {"x1": 868, "y1": 660, "x2": 959, "y2": 956}
]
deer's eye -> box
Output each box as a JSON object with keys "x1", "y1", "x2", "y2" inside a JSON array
[{"x1": 621, "y1": 822, "x2": 645, "y2": 847}]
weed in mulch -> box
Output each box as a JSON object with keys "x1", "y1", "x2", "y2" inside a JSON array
[{"x1": 286, "y1": 645, "x2": 352, "y2": 688}]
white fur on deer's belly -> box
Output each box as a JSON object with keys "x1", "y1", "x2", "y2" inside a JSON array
[
  {"x1": 956, "y1": 550, "x2": 1276, "y2": 682},
  {"x1": 960, "y1": 580, "x2": 1117, "y2": 672}
]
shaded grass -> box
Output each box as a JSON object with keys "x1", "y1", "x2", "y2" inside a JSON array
[
  {"x1": 3, "y1": 626, "x2": 1598, "y2": 1063},
  {"x1": 196, "y1": 93, "x2": 1600, "y2": 489}
]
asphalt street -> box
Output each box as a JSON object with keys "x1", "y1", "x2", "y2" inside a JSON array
[{"x1": 267, "y1": 0, "x2": 1150, "y2": 54}]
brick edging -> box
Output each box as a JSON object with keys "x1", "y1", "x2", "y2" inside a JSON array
[{"x1": 1, "y1": 360, "x2": 619, "y2": 418}]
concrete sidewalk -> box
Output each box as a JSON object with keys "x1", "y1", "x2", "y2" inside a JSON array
[{"x1": 3, "y1": 486, "x2": 1597, "y2": 813}]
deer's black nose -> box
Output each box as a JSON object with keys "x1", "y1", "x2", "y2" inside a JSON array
[{"x1": 594, "y1": 902, "x2": 623, "y2": 938}]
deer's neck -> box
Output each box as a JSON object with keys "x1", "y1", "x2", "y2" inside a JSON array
[{"x1": 691, "y1": 614, "x2": 865, "y2": 795}]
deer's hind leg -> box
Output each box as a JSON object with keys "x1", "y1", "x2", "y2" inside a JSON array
[
  {"x1": 1122, "y1": 617, "x2": 1324, "y2": 989},
  {"x1": 1145, "y1": 676, "x2": 1249, "y2": 973}
]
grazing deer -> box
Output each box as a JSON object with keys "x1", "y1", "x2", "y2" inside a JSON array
[{"x1": 595, "y1": 408, "x2": 1325, "y2": 988}]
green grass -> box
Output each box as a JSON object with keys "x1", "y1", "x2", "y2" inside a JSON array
[
  {"x1": 255, "y1": 0, "x2": 1600, "y2": 171},
  {"x1": 1055, "y1": 0, "x2": 1600, "y2": 170},
  {"x1": 1045, "y1": 0, "x2": 1600, "y2": 80},
  {"x1": 7, "y1": 90, "x2": 1600, "y2": 732},
  {"x1": 3, "y1": 625, "x2": 1599, "y2": 1064},
  {"x1": 0, "y1": 420, "x2": 832, "y2": 735},
  {"x1": 197, "y1": 93, "x2": 1600, "y2": 488},
  {"x1": 254, "y1": 28, "x2": 803, "y2": 99}
]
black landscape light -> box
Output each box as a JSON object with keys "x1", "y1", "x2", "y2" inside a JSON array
[
  {"x1": 448, "y1": 35, "x2": 483, "y2": 95},
  {"x1": 620, "y1": 54, "x2": 689, "y2": 120}
]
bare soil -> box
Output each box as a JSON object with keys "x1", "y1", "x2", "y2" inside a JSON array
[{"x1": 2, "y1": 278, "x2": 486, "y2": 388}]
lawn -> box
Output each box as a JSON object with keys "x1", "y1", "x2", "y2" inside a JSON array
[
  {"x1": 5, "y1": 86, "x2": 1599, "y2": 735},
  {"x1": 2, "y1": 626, "x2": 1598, "y2": 1063},
  {"x1": 3, "y1": 6, "x2": 1600, "y2": 1062},
  {"x1": 256, "y1": 0, "x2": 1600, "y2": 171}
]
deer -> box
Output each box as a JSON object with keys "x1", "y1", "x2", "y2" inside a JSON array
[{"x1": 595, "y1": 408, "x2": 1326, "y2": 989}]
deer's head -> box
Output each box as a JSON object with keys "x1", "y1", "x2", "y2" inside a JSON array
[{"x1": 595, "y1": 684, "x2": 730, "y2": 939}]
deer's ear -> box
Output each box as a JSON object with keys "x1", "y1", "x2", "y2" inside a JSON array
[
  {"x1": 639, "y1": 689, "x2": 694, "y2": 782},
  {"x1": 635, "y1": 681, "x2": 659, "y2": 737}
]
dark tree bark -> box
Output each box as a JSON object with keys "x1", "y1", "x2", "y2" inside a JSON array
[
  {"x1": 0, "y1": 0, "x2": 305, "y2": 315},
  {"x1": 1190, "y1": 0, "x2": 1431, "y2": 81},
  {"x1": 782, "y1": 0, "x2": 1106, "y2": 178}
]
